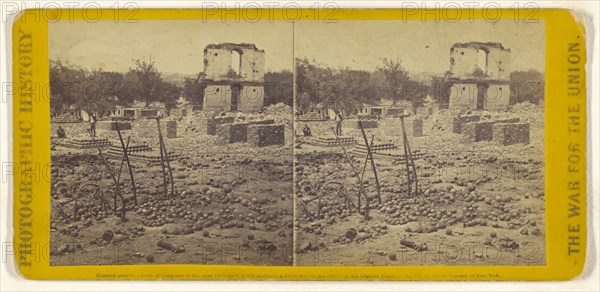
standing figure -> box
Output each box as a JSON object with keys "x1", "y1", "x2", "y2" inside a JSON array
[
  {"x1": 89, "y1": 113, "x2": 97, "y2": 137},
  {"x1": 335, "y1": 110, "x2": 344, "y2": 136}
]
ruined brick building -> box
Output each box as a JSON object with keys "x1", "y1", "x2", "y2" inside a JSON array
[
  {"x1": 447, "y1": 42, "x2": 511, "y2": 111},
  {"x1": 202, "y1": 43, "x2": 265, "y2": 112}
]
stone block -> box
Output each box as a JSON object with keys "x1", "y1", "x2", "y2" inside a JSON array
[
  {"x1": 452, "y1": 115, "x2": 481, "y2": 134},
  {"x1": 202, "y1": 117, "x2": 235, "y2": 135},
  {"x1": 216, "y1": 119, "x2": 275, "y2": 144},
  {"x1": 247, "y1": 124, "x2": 285, "y2": 147},
  {"x1": 216, "y1": 123, "x2": 249, "y2": 144},
  {"x1": 493, "y1": 123, "x2": 530, "y2": 145},
  {"x1": 463, "y1": 121, "x2": 494, "y2": 142}
]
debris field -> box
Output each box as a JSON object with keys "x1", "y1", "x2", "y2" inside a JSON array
[
  {"x1": 294, "y1": 102, "x2": 545, "y2": 266},
  {"x1": 50, "y1": 104, "x2": 294, "y2": 266}
]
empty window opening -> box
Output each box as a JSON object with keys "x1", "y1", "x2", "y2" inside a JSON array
[
  {"x1": 231, "y1": 50, "x2": 242, "y2": 75},
  {"x1": 477, "y1": 49, "x2": 489, "y2": 74}
]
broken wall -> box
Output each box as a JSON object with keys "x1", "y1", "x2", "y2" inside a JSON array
[
  {"x1": 449, "y1": 83, "x2": 478, "y2": 110},
  {"x1": 203, "y1": 84, "x2": 264, "y2": 112},
  {"x1": 238, "y1": 85, "x2": 265, "y2": 112},
  {"x1": 204, "y1": 44, "x2": 265, "y2": 82},
  {"x1": 448, "y1": 83, "x2": 510, "y2": 111},
  {"x1": 483, "y1": 84, "x2": 511, "y2": 111},
  {"x1": 450, "y1": 43, "x2": 511, "y2": 81},
  {"x1": 203, "y1": 84, "x2": 232, "y2": 111}
]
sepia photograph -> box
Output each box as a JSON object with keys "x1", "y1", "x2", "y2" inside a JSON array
[
  {"x1": 48, "y1": 20, "x2": 294, "y2": 266},
  {"x1": 47, "y1": 17, "x2": 547, "y2": 268},
  {"x1": 293, "y1": 20, "x2": 546, "y2": 266}
]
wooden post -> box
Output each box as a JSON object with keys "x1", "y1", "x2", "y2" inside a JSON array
[
  {"x1": 87, "y1": 129, "x2": 125, "y2": 220},
  {"x1": 331, "y1": 127, "x2": 363, "y2": 212},
  {"x1": 359, "y1": 121, "x2": 382, "y2": 205},
  {"x1": 160, "y1": 130, "x2": 175, "y2": 198},
  {"x1": 156, "y1": 117, "x2": 169, "y2": 198},
  {"x1": 156, "y1": 117, "x2": 175, "y2": 198},
  {"x1": 400, "y1": 115, "x2": 412, "y2": 196},
  {"x1": 358, "y1": 135, "x2": 375, "y2": 215},
  {"x1": 115, "y1": 123, "x2": 137, "y2": 206}
]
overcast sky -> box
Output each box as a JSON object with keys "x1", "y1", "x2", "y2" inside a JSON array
[
  {"x1": 294, "y1": 20, "x2": 545, "y2": 74},
  {"x1": 49, "y1": 20, "x2": 294, "y2": 74},
  {"x1": 50, "y1": 19, "x2": 544, "y2": 76}
]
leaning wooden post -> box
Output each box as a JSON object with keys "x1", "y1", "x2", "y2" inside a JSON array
[
  {"x1": 331, "y1": 127, "x2": 369, "y2": 218},
  {"x1": 87, "y1": 129, "x2": 124, "y2": 220},
  {"x1": 115, "y1": 123, "x2": 137, "y2": 206},
  {"x1": 358, "y1": 135, "x2": 375, "y2": 214},
  {"x1": 359, "y1": 135, "x2": 375, "y2": 185},
  {"x1": 156, "y1": 116, "x2": 175, "y2": 198},
  {"x1": 159, "y1": 126, "x2": 175, "y2": 198},
  {"x1": 156, "y1": 117, "x2": 169, "y2": 198},
  {"x1": 358, "y1": 121, "x2": 382, "y2": 205}
]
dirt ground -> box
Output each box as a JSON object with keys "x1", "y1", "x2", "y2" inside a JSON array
[
  {"x1": 294, "y1": 103, "x2": 545, "y2": 266},
  {"x1": 50, "y1": 103, "x2": 545, "y2": 267},
  {"x1": 50, "y1": 109, "x2": 294, "y2": 266}
]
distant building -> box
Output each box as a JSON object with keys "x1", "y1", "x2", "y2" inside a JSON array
[
  {"x1": 358, "y1": 99, "x2": 411, "y2": 117},
  {"x1": 202, "y1": 43, "x2": 265, "y2": 112},
  {"x1": 112, "y1": 101, "x2": 167, "y2": 119},
  {"x1": 447, "y1": 42, "x2": 511, "y2": 111}
]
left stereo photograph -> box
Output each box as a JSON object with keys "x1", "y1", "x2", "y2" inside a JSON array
[{"x1": 48, "y1": 20, "x2": 295, "y2": 266}]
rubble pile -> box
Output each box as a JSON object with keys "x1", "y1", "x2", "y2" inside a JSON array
[
  {"x1": 50, "y1": 105, "x2": 294, "y2": 266},
  {"x1": 295, "y1": 102, "x2": 545, "y2": 265}
]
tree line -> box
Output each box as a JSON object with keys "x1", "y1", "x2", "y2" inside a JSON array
[
  {"x1": 50, "y1": 59, "x2": 181, "y2": 117},
  {"x1": 296, "y1": 58, "x2": 544, "y2": 114},
  {"x1": 51, "y1": 59, "x2": 294, "y2": 117},
  {"x1": 295, "y1": 58, "x2": 428, "y2": 114}
]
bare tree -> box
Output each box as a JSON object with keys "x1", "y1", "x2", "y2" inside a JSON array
[
  {"x1": 130, "y1": 58, "x2": 162, "y2": 107},
  {"x1": 380, "y1": 57, "x2": 409, "y2": 105}
]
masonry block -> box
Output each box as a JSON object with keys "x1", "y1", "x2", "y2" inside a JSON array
[
  {"x1": 247, "y1": 124, "x2": 285, "y2": 147},
  {"x1": 216, "y1": 119, "x2": 275, "y2": 144},
  {"x1": 463, "y1": 121, "x2": 494, "y2": 142},
  {"x1": 493, "y1": 123, "x2": 530, "y2": 145},
  {"x1": 216, "y1": 123, "x2": 249, "y2": 143},
  {"x1": 201, "y1": 117, "x2": 235, "y2": 135},
  {"x1": 452, "y1": 115, "x2": 481, "y2": 134}
]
